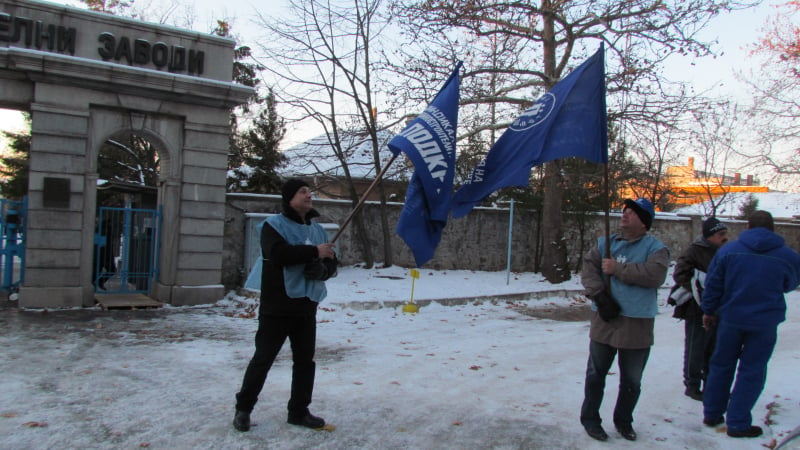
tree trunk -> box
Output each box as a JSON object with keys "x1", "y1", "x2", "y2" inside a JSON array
[
  {"x1": 540, "y1": 160, "x2": 570, "y2": 283},
  {"x1": 376, "y1": 179, "x2": 393, "y2": 267},
  {"x1": 353, "y1": 209, "x2": 374, "y2": 268},
  {"x1": 538, "y1": 2, "x2": 570, "y2": 282}
]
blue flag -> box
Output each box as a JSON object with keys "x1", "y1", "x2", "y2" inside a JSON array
[
  {"x1": 451, "y1": 45, "x2": 608, "y2": 218},
  {"x1": 389, "y1": 62, "x2": 461, "y2": 266}
]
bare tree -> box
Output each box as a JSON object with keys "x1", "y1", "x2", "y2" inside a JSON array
[
  {"x1": 737, "y1": 1, "x2": 800, "y2": 186},
  {"x1": 681, "y1": 101, "x2": 746, "y2": 216},
  {"x1": 253, "y1": 0, "x2": 398, "y2": 268},
  {"x1": 388, "y1": 0, "x2": 760, "y2": 281}
]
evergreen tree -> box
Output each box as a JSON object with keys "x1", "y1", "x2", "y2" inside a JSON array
[
  {"x1": 0, "y1": 122, "x2": 30, "y2": 201},
  {"x1": 737, "y1": 194, "x2": 759, "y2": 219},
  {"x1": 229, "y1": 89, "x2": 287, "y2": 193},
  {"x1": 214, "y1": 21, "x2": 287, "y2": 193}
]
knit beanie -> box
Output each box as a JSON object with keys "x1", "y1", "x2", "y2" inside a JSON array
[
  {"x1": 281, "y1": 179, "x2": 310, "y2": 209},
  {"x1": 623, "y1": 198, "x2": 655, "y2": 230},
  {"x1": 702, "y1": 217, "x2": 728, "y2": 238}
]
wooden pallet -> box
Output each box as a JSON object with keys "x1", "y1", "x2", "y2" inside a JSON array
[{"x1": 95, "y1": 293, "x2": 163, "y2": 310}]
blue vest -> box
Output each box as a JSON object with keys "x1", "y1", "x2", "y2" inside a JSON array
[
  {"x1": 598, "y1": 234, "x2": 666, "y2": 318},
  {"x1": 264, "y1": 214, "x2": 329, "y2": 302}
]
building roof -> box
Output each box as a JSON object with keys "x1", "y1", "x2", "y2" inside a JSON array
[
  {"x1": 278, "y1": 129, "x2": 410, "y2": 181},
  {"x1": 672, "y1": 192, "x2": 800, "y2": 219}
]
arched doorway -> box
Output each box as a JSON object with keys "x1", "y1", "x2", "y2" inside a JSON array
[{"x1": 94, "y1": 129, "x2": 163, "y2": 295}]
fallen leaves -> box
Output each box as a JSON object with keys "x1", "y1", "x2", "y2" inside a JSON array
[{"x1": 22, "y1": 421, "x2": 47, "y2": 428}]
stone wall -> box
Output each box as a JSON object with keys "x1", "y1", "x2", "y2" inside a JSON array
[{"x1": 223, "y1": 193, "x2": 800, "y2": 289}]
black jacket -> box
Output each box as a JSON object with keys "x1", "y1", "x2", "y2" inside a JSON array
[
  {"x1": 259, "y1": 207, "x2": 323, "y2": 317},
  {"x1": 672, "y1": 236, "x2": 718, "y2": 319}
]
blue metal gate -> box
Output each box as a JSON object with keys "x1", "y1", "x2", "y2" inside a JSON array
[
  {"x1": 95, "y1": 206, "x2": 160, "y2": 294},
  {"x1": 1, "y1": 197, "x2": 26, "y2": 294}
]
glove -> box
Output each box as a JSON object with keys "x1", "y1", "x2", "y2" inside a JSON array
[
  {"x1": 303, "y1": 256, "x2": 338, "y2": 281},
  {"x1": 592, "y1": 290, "x2": 621, "y2": 322}
]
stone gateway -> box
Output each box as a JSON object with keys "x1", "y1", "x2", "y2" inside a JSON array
[{"x1": 0, "y1": 0, "x2": 252, "y2": 307}]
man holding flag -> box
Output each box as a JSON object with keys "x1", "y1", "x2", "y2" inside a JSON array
[
  {"x1": 388, "y1": 63, "x2": 461, "y2": 267},
  {"x1": 450, "y1": 44, "x2": 607, "y2": 218}
]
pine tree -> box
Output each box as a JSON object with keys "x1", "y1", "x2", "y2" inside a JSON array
[
  {"x1": 0, "y1": 126, "x2": 30, "y2": 201},
  {"x1": 737, "y1": 194, "x2": 760, "y2": 220},
  {"x1": 231, "y1": 89, "x2": 286, "y2": 193},
  {"x1": 215, "y1": 21, "x2": 287, "y2": 194}
]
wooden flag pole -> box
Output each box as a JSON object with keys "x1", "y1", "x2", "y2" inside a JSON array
[
  {"x1": 603, "y1": 162, "x2": 612, "y2": 296},
  {"x1": 604, "y1": 163, "x2": 611, "y2": 259},
  {"x1": 330, "y1": 152, "x2": 399, "y2": 244}
]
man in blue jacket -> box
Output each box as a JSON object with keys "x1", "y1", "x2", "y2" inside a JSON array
[{"x1": 701, "y1": 211, "x2": 800, "y2": 438}]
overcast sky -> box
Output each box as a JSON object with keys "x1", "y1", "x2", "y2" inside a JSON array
[
  {"x1": 1, "y1": 0, "x2": 783, "y2": 130},
  {"x1": 1, "y1": 0, "x2": 792, "y2": 178}
]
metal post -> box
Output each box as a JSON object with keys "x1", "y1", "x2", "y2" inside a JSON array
[{"x1": 506, "y1": 198, "x2": 514, "y2": 285}]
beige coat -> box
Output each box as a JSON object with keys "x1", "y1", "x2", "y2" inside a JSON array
[{"x1": 582, "y1": 237, "x2": 670, "y2": 349}]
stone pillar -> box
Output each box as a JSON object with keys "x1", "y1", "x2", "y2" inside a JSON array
[{"x1": 19, "y1": 100, "x2": 90, "y2": 308}]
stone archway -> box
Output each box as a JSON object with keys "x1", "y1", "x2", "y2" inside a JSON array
[{"x1": 0, "y1": 0, "x2": 252, "y2": 308}]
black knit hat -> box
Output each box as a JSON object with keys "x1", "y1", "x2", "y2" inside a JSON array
[
  {"x1": 702, "y1": 217, "x2": 728, "y2": 238},
  {"x1": 281, "y1": 178, "x2": 310, "y2": 207}
]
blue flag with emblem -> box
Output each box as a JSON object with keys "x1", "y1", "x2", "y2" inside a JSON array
[
  {"x1": 451, "y1": 44, "x2": 607, "y2": 218},
  {"x1": 389, "y1": 62, "x2": 461, "y2": 267}
]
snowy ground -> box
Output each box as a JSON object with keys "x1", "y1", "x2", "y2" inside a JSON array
[{"x1": 1, "y1": 265, "x2": 799, "y2": 449}]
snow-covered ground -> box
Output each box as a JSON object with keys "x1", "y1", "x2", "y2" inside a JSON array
[{"x1": 1, "y1": 265, "x2": 798, "y2": 449}]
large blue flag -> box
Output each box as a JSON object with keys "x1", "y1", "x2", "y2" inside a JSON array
[
  {"x1": 451, "y1": 45, "x2": 607, "y2": 218},
  {"x1": 389, "y1": 62, "x2": 461, "y2": 266}
]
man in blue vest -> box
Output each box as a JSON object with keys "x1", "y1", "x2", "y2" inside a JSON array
[
  {"x1": 580, "y1": 198, "x2": 670, "y2": 442},
  {"x1": 233, "y1": 179, "x2": 337, "y2": 432},
  {"x1": 701, "y1": 210, "x2": 800, "y2": 438}
]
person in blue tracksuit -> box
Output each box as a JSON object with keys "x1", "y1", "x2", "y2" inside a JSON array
[{"x1": 701, "y1": 211, "x2": 800, "y2": 438}]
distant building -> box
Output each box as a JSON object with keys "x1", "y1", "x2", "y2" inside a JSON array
[
  {"x1": 665, "y1": 157, "x2": 768, "y2": 207},
  {"x1": 279, "y1": 130, "x2": 410, "y2": 201}
]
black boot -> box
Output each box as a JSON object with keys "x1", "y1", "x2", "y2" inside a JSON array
[
  {"x1": 288, "y1": 411, "x2": 325, "y2": 429},
  {"x1": 727, "y1": 426, "x2": 763, "y2": 438},
  {"x1": 583, "y1": 424, "x2": 608, "y2": 441},
  {"x1": 684, "y1": 386, "x2": 703, "y2": 401},
  {"x1": 616, "y1": 424, "x2": 637, "y2": 441},
  {"x1": 703, "y1": 416, "x2": 724, "y2": 427},
  {"x1": 233, "y1": 410, "x2": 250, "y2": 432}
]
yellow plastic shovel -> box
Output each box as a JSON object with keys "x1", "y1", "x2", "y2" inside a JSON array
[{"x1": 402, "y1": 269, "x2": 420, "y2": 313}]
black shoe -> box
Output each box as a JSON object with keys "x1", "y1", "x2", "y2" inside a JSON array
[
  {"x1": 684, "y1": 387, "x2": 703, "y2": 401},
  {"x1": 616, "y1": 425, "x2": 637, "y2": 441},
  {"x1": 583, "y1": 424, "x2": 609, "y2": 441},
  {"x1": 727, "y1": 426, "x2": 763, "y2": 438},
  {"x1": 703, "y1": 416, "x2": 724, "y2": 427},
  {"x1": 233, "y1": 410, "x2": 250, "y2": 432},
  {"x1": 288, "y1": 412, "x2": 325, "y2": 429}
]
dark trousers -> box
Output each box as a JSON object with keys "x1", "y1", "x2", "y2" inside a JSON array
[
  {"x1": 235, "y1": 313, "x2": 317, "y2": 417},
  {"x1": 703, "y1": 321, "x2": 777, "y2": 432},
  {"x1": 581, "y1": 340, "x2": 651, "y2": 429},
  {"x1": 683, "y1": 313, "x2": 706, "y2": 390}
]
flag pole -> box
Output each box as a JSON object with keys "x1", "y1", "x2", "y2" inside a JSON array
[
  {"x1": 330, "y1": 152, "x2": 399, "y2": 244},
  {"x1": 603, "y1": 162, "x2": 612, "y2": 295}
]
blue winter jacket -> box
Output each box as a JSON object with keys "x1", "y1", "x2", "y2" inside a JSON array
[{"x1": 701, "y1": 227, "x2": 800, "y2": 328}]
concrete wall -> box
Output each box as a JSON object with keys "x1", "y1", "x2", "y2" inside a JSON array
[{"x1": 223, "y1": 193, "x2": 800, "y2": 288}]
